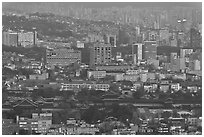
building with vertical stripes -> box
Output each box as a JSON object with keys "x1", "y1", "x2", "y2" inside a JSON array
[{"x1": 89, "y1": 42, "x2": 112, "y2": 67}]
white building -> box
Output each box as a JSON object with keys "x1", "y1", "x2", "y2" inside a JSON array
[
  {"x1": 18, "y1": 31, "x2": 37, "y2": 47},
  {"x1": 60, "y1": 82, "x2": 110, "y2": 91},
  {"x1": 76, "y1": 41, "x2": 84, "y2": 48},
  {"x1": 170, "y1": 83, "x2": 181, "y2": 91},
  {"x1": 87, "y1": 71, "x2": 106, "y2": 79},
  {"x1": 126, "y1": 70, "x2": 139, "y2": 75}
]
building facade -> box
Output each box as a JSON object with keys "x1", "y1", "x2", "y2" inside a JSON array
[
  {"x1": 90, "y1": 42, "x2": 112, "y2": 66},
  {"x1": 60, "y1": 82, "x2": 110, "y2": 91},
  {"x1": 143, "y1": 41, "x2": 157, "y2": 60},
  {"x1": 46, "y1": 48, "x2": 81, "y2": 68},
  {"x1": 2, "y1": 31, "x2": 18, "y2": 46},
  {"x1": 18, "y1": 31, "x2": 37, "y2": 47},
  {"x1": 104, "y1": 34, "x2": 117, "y2": 47},
  {"x1": 132, "y1": 43, "x2": 143, "y2": 64}
]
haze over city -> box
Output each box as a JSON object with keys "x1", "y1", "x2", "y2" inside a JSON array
[{"x1": 2, "y1": 2, "x2": 202, "y2": 135}]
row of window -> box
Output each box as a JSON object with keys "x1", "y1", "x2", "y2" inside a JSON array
[
  {"x1": 62, "y1": 84, "x2": 109, "y2": 88},
  {"x1": 94, "y1": 47, "x2": 111, "y2": 50},
  {"x1": 47, "y1": 57, "x2": 80, "y2": 59}
]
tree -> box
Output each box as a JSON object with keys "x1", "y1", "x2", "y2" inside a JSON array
[
  {"x1": 109, "y1": 83, "x2": 119, "y2": 92},
  {"x1": 133, "y1": 87, "x2": 145, "y2": 99},
  {"x1": 81, "y1": 105, "x2": 105, "y2": 124},
  {"x1": 172, "y1": 110, "x2": 180, "y2": 118},
  {"x1": 99, "y1": 121, "x2": 114, "y2": 134},
  {"x1": 121, "y1": 80, "x2": 133, "y2": 87},
  {"x1": 161, "y1": 111, "x2": 172, "y2": 124}
]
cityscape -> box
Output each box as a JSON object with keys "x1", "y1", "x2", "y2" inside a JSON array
[{"x1": 2, "y1": 2, "x2": 202, "y2": 135}]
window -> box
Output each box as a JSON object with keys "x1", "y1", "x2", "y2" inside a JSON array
[{"x1": 19, "y1": 122, "x2": 27, "y2": 124}]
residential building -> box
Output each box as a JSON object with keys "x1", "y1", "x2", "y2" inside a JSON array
[
  {"x1": 187, "y1": 118, "x2": 201, "y2": 126},
  {"x1": 18, "y1": 113, "x2": 52, "y2": 134}
]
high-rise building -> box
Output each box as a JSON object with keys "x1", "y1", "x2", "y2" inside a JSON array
[
  {"x1": 3, "y1": 30, "x2": 37, "y2": 47},
  {"x1": 90, "y1": 42, "x2": 112, "y2": 67},
  {"x1": 2, "y1": 31, "x2": 18, "y2": 46},
  {"x1": 46, "y1": 48, "x2": 81, "y2": 69},
  {"x1": 143, "y1": 41, "x2": 157, "y2": 60},
  {"x1": 135, "y1": 26, "x2": 140, "y2": 36},
  {"x1": 18, "y1": 31, "x2": 37, "y2": 47},
  {"x1": 132, "y1": 43, "x2": 143, "y2": 64}
]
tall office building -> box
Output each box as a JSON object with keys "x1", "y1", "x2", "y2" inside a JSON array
[
  {"x1": 46, "y1": 48, "x2": 81, "y2": 69},
  {"x1": 90, "y1": 42, "x2": 112, "y2": 67},
  {"x1": 2, "y1": 31, "x2": 18, "y2": 47},
  {"x1": 143, "y1": 41, "x2": 157, "y2": 60},
  {"x1": 132, "y1": 43, "x2": 143, "y2": 64},
  {"x1": 135, "y1": 26, "x2": 140, "y2": 36},
  {"x1": 2, "y1": 30, "x2": 37, "y2": 47}
]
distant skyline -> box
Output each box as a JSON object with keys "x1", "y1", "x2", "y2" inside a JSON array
[{"x1": 3, "y1": 2, "x2": 202, "y2": 9}]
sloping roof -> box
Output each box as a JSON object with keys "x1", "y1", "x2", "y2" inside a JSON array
[
  {"x1": 187, "y1": 71, "x2": 202, "y2": 77},
  {"x1": 13, "y1": 98, "x2": 38, "y2": 108},
  {"x1": 35, "y1": 96, "x2": 46, "y2": 103}
]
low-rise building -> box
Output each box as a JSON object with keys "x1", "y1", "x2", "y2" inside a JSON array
[
  {"x1": 170, "y1": 83, "x2": 181, "y2": 92},
  {"x1": 160, "y1": 84, "x2": 170, "y2": 93},
  {"x1": 187, "y1": 118, "x2": 202, "y2": 127},
  {"x1": 76, "y1": 41, "x2": 84, "y2": 48},
  {"x1": 126, "y1": 69, "x2": 139, "y2": 75},
  {"x1": 95, "y1": 65, "x2": 131, "y2": 72},
  {"x1": 87, "y1": 71, "x2": 106, "y2": 79},
  {"x1": 60, "y1": 81, "x2": 110, "y2": 91},
  {"x1": 29, "y1": 73, "x2": 49, "y2": 80},
  {"x1": 18, "y1": 113, "x2": 52, "y2": 134}
]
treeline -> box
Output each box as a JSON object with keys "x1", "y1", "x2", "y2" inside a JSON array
[{"x1": 2, "y1": 44, "x2": 46, "y2": 61}]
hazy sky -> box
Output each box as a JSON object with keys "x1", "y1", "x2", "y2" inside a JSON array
[{"x1": 3, "y1": 2, "x2": 202, "y2": 9}]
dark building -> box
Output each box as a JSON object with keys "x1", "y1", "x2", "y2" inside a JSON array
[
  {"x1": 118, "y1": 29, "x2": 130, "y2": 45},
  {"x1": 143, "y1": 41, "x2": 157, "y2": 60}
]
